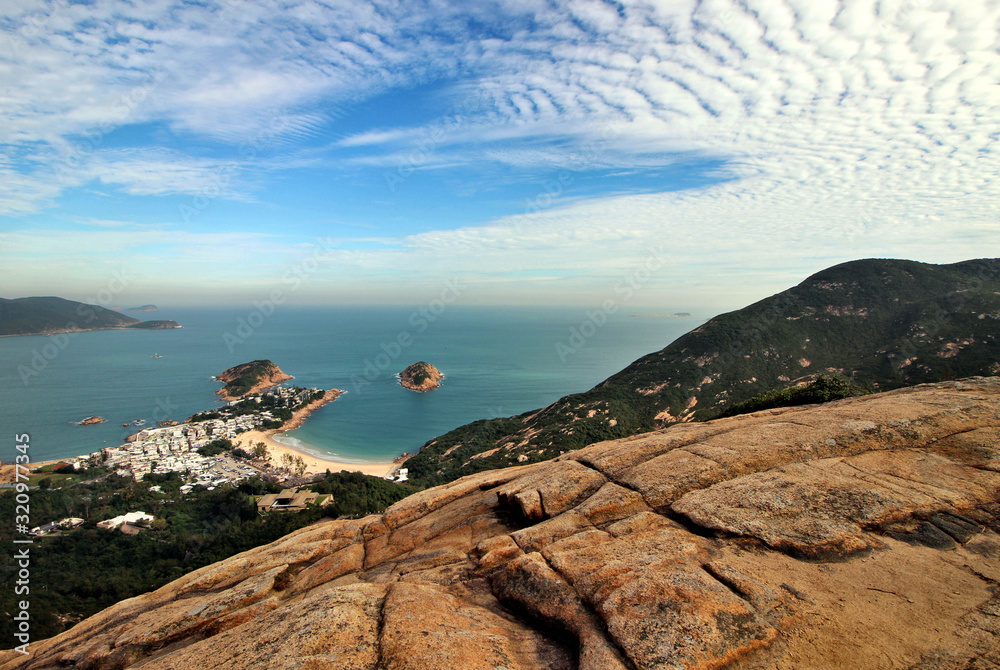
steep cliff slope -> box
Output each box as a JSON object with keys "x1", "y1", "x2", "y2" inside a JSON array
[
  {"x1": 6, "y1": 378, "x2": 1000, "y2": 670},
  {"x1": 406, "y1": 258, "x2": 1000, "y2": 486}
]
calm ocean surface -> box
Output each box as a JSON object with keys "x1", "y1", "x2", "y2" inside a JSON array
[{"x1": 0, "y1": 306, "x2": 700, "y2": 465}]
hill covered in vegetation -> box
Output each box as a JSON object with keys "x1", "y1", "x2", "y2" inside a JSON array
[
  {"x1": 405, "y1": 258, "x2": 1000, "y2": 486},
  {"x1": 0, "y1": 470, "x2": 414, "y2": 642},
  {"x1": 0, "y1": 297, "x2": 180, "y2": 336},
  {"x1": 399, "y1": 361, "x2": 443, "y2": 392},
  {"x1": 215, "y1": 360, "x2": 294, "y2": 399}
]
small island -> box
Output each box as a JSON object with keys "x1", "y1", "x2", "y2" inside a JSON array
[
  {"x1": 79, "y1": 416, "x2": 106, "y2": 425},
  {"x1": 126, "y1": 304, "x2": 159, "y2": 312},
  {"x1": 399, "y1": 361, "x2": 443, "y2": 392},
  {"x1": 215, "y1": 360, "x2": 294, "y2": 400}
]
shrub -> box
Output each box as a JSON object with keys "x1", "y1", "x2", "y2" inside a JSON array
[{"x1": 716, "y1": 375, "x2": 869, "y2": 418}]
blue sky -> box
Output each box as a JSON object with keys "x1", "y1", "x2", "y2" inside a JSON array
[{"x1": 2, "y1": 0, "x2": 999, "y2": 311}]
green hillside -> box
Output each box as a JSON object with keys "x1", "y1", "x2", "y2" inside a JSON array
[
  {"x1": 0, "y1": 297, "x2": 179, "y2": 336},
  {"x1": 405, "y1": 258, "x2": 1000, "y2": 487},
  {"x1": 215, "y1": 360, "x2": 291, "y2": 399},
  {"x1": 0, "y1": 296, "x2": 138, "y2": 336}
]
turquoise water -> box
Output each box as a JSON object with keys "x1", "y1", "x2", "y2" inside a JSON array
[{"x1": 0, "y1": 306, "x2": 700, "y2": 464}]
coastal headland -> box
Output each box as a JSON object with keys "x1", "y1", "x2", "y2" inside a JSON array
[
  {"x1": 0, "y1": 296, "x2": 181, "y2": 337},
  {"x1": 214, "y1": 360, "x2": 294, "y2": 400}
]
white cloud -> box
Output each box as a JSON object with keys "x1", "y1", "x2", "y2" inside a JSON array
[
  {"x1": 79, "y1": 149, "x2": 237, "y2": 197},
  {"x1": 1, "y1": 0, "x2": 998, "y2": 307}
]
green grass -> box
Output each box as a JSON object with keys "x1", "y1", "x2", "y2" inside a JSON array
[{"x1": 30, "y1": 472, "x2": 90, "y2": 488}]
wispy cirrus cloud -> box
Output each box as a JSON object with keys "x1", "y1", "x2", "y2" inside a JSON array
[{"x1": 83, "y1": 149, "x2": 244, "y2": 198}]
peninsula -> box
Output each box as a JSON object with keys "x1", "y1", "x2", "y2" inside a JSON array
[
  {"x1": 399, "y1": 361, "x2": 443, "y2": 392},
  {"x1": 210, "y1": 361, "x2": 392, "y2": 476},
  {"x1": 215, "y1": 360, "x2": 294, "y2": 400},
  {"x1": 0, "y1": 296, "x2": 181, "y2": 336}
]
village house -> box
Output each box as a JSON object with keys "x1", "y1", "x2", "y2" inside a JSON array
[
  {"x1": 255, "y1": 487, "x2": 331, "y2": 513},
  {"x1": 97, "y1": 511, "x2": 155, "y2": 531}
]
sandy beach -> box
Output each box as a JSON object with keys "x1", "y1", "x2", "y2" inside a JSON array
[
  {"x1": 234, "y1": 389, "x2": 396, "y2": 478},
  {"x1": 235, "y1": 429, "x2": 395, "y2": 478}
]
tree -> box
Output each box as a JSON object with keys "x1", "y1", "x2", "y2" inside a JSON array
[
  {"x1": 39, "y1": 477, "x2": 52, "y2": 490},
  {"x1": 293, "y1": 455, "x2": 306, "y2": 477},
  {"x1": 199, "y1": 438, "x2": 234, "y2": 457},
  {"x1": 252, "y1": 442, "x2": 269, "y2": 461}
]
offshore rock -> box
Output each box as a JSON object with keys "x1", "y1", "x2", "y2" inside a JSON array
[
  {"x1": 398, "y1": 361, "x2": 443, "y2": 392},
  {"x1": 5, "y1": 378, "x2": 1000, "y2": 669}
]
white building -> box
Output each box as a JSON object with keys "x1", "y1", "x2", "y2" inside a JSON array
[{"x1": 96, "y1": 511, "x2": 154, "y2": 530}]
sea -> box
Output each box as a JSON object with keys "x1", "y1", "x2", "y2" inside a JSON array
[{"x1": 0, "y1": 306, "x2": 701, "y2": 466}]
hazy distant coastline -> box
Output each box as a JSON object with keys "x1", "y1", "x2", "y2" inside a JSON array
[
  {"x1": 631, "y1": 312, "x2": 692, "y2": 318},
  {"x1": 0, "y1": 296, "x2": 180, "y2": 337}
]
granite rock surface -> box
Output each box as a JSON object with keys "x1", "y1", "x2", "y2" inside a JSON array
[{"x1": 5, "y1": 378, "x2": 1000, "y2": 669}]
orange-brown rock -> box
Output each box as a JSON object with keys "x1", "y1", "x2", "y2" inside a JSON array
[
  {"x1": 6, "y1": 378, "x2": 1000, "y2": 669},
  {"x1": 398, "y1": 361, "x2": 443, "y2": 392}
]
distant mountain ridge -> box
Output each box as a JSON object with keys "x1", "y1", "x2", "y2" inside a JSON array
[
  {"x1": 405, "y1": 258, "x2": 1000, "y2": 486},
  {"x1": 0, "y1": 297, "x2": 181, "y2": 336}
]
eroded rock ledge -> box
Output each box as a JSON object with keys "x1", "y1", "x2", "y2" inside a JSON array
[{"x1": 6, "y1": 378, "x2": 1000, "y2": 669}]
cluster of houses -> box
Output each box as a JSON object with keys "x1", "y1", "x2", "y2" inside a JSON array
[
  {"x1": 25, "y1": 387, "x2": 349, "y2": 536},
  {"x1": 225, "y1": 386, "x2": 320, "y2": 410},
  {"x1": 65, "y1": 418, "x2": 250, "y2": 482},
  {"x1": 30, "y1": 513, "x2": 156, "y2": 536},
  {"x1": 69, "y1": 386, "x2": 324, "y2": 483}
]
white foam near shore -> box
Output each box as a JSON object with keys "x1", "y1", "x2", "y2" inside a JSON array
[{"x1": 270, "y1": 432, "x2": 389, "y2": 466}]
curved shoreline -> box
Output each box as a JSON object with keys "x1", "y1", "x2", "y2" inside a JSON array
[{"x1": 234, "y1": 389, "x2": 396, "y2": 478}]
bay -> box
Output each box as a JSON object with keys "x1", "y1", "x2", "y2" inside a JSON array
[{"x1": 0, "y1": 306, "x2": 700, "y2": 464}]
